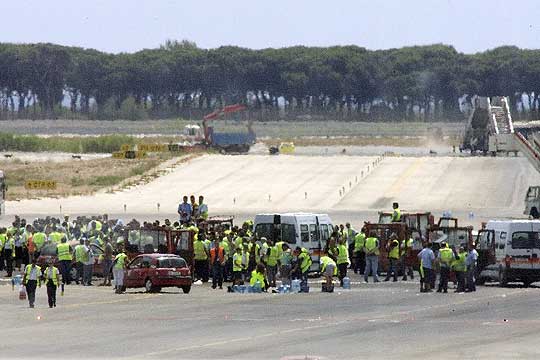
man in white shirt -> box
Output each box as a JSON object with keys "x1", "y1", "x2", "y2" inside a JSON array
[
  {"x1": 466, "y1": 243, "x2": 479, "y2": 292},
  {"x1": 22, "y1": 257, "x2": 42, "y2": 308}
]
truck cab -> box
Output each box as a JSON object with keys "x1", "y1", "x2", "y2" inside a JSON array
[
  {"x1": 253, "y1": 213, "x2": 333, "y2": 272},
  {"x1": 524, "y1": 186, "x2": 540, "y2": 219}
]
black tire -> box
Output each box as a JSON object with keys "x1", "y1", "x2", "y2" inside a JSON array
[
  {"x1": 498, "y1": 267, "x2": 508, "y2": 287},
  {"x1": 145, "y1": 278, "x2": 160, "y2": 293},
  {"x1": 182, "y1": 285, "x2": 191, "y2": 294},
  {"x1": 476, "y1": 277, "x2": 486, "y2": 286},
  {"x1": 523, "y1": 279, "x2": 533, "y2": 287}
]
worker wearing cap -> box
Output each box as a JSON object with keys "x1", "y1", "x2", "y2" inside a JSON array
[
  {"x1": 384, "y1": 237, "x2": 400, "y2": 282},
  {"x1": 437, "y1": 242, "x2": 457, "y2": 293}
]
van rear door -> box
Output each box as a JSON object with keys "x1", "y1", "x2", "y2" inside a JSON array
[
  {"x1": 530, "y1": 222, "x2": 540, "y2": 271},
  {"x1": 508, "y1": 222, "x2": 535, "y2": 271}
]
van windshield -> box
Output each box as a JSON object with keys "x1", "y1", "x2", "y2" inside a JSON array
[{"x1": 511, "y1": 232, "x2": 540, "y2": 249}]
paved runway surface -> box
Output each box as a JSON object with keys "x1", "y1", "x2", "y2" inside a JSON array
[
  {"x1": 2, "y1": 275, "x2": 540, "y2": 359},
  {"x1": 4, "y1": 154, "x2": 539, "y2": 228}
]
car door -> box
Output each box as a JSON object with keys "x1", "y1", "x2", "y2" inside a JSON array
[
  {"x1": 125, "y1": 257, "x2": 143, "y2": 287},
  {"x1": 140, "y1": 256, "x2": 154, "y2": 287}
]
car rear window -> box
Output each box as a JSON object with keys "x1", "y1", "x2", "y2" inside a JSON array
[{"x1": 158, "y1": 257, "x2": 187, "y2": 268}]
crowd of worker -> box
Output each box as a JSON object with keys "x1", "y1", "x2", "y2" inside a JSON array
[{"x1": 0, "y1": 199, "x2": 480, "y2": 308}]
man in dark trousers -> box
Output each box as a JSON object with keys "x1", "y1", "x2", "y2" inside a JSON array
[
  {"x1": 44, "y1": 259, "x2": 61, "y2": 308},
  {"x1": 22, "y1": 257, "x2": 42, "y2": 308}
]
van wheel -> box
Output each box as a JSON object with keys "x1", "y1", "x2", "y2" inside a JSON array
[
  {"x1": 145, "y1": 279, "x2": 160, "y2": 293},
  {"x1": 182, "y1": 285, "x2": 191, "y2": 294},
  {"x1": 498, "y1": 268, "x2": 508, "y2": 287}
]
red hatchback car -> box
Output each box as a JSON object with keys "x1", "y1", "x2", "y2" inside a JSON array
[{"x1": 124, "y1": 254, "x2": 192, "y2": 293}]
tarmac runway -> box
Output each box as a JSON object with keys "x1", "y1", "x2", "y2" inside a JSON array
[
  {"x1": 3, "y1": 154, "x2": 539, "y2": 228},
  {"x1": 1, "y1": 274, "x2": 539, "y2": 359}
]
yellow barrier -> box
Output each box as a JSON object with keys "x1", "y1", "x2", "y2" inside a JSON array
[{"x1": 25, "y1": 180, "x2": 57, "y2": 190}]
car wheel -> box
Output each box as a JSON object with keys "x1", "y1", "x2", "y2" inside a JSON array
[
  {"x1": 182, "y1": 285, "x2": 191, "y2": 294},
  {"x1": 498, "y1": 267, "x2": 508, "y2": 287},
  {"x1": 145, "y1": 279, "x2": 155, "y2": 293},
  {"x1": 523, "y1": 278, "x2": 533, "y2": 287}
]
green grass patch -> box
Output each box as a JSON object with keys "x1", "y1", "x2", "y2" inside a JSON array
[
  {"x1": 88, "y1": 175, "x2": 123, "y2": 186},
  {"x1": 0, "y1": 133, "x2": 138, "y2": 153}
]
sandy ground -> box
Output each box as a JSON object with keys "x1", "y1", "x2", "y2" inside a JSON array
[{"x1": 2, "y1": 153, "x2": 538, "y2": 228}]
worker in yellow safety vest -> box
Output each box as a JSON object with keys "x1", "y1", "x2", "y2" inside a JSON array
[
  {"x1": 44, "y1": 260, "x2": 61, "y2": 308},
  {"x1": 232, "y1": 247, "x2": 243, "y2": 285},
  {"x1": 294, "y1": 246, "x2": 312, "y2": 291},
  {"x1": 266, "y1": 240, "x2": 279, "y2": 288},
  {"x1": 249, "y1": 263, "x2": 267, "y2": 291},
  {"x1": 452, "y1": 245, "x2": 467, "y2": 293},
  {"x1": 57, "y1": 238, "x2": 73, "y2": 285},
  {"x1": 391, "y1": 202, "x2": 401, "y2": 222},
  {"x1": 364, "y1": 231, "x2": 380, "y2": 283},
  {"x1": 320, "y1": 254, "x2": 337, "y2": 292},
  {"x1": 353, "y1": 230, "x2": 366, "y2": 275},
  {"x1": 384, "y1": 237, "x2": 400, "y2": 282},
  {"x1": 193, "y1": 235, "x2": 209, "y2": 283},
  {"x1": 113, "y1": 249, "x2": 128, "y2": 294},
  {"x1": 22, "y1": 257, "x2": 41, "y2": 308},
  {"x1": 1, "y1": 228, "x2": 15, "y2": 277},
  {"x1": 336, "y1": 239, "x2": 350, "y2": 287},
  {"x1": 437, "y1": 242, "x2": 456, "y2": 293}
]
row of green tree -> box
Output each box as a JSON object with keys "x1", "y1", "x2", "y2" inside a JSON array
[{"x1": 1, "y1": 41, "x2": 540, "y2": 121}]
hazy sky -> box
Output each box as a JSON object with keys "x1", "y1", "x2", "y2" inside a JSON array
[{"x1": 1, "y1": 0, "x2": 539, "y2": 54}]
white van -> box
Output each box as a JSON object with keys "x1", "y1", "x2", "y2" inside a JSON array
[
  {"x1": 478, "y1": 220, "x2": 540, "y2": 286},
  {"x1": 253, "y1": 213, "x2": 334, "y2": 272}
]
